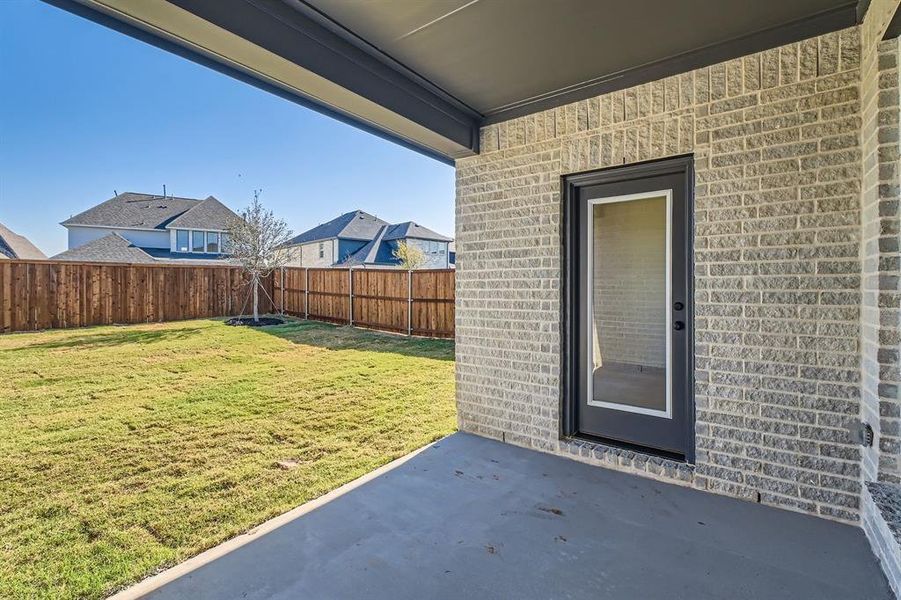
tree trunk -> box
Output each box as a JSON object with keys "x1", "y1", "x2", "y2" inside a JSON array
[{"x1": 253, "y1": 276, "x2": 259, "y2": 322}]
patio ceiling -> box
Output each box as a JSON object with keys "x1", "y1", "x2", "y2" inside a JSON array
[{"x1": 47, "y1": 0, "x2": 870, "y2": 162}]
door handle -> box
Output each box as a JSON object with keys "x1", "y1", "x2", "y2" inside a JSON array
[{"x1": 673, "y1": 321, "x2": 685, "y2": 331}]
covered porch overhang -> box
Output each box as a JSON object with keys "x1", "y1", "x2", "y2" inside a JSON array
[
  {"x1": 45, "y1": 0, "x2": 875, "y2": 163},
  {"x1": 41, "y1": 0, "x2": 901, "y2": 597}
]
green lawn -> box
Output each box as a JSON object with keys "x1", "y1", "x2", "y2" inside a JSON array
[{"x1": 0, "y1": 318, "x2": 455, "y2": 599}]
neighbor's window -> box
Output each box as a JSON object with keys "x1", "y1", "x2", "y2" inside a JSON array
[
  {"x1": 192, "y1": 230, "x2": 204, "y2": 252},
  {"x1": 206, "y1": 232, "x2": 220, "y2": 254},
  {"x1": 220, "y1": 233, "x2": 229, "y2": 253},
  {"x1": 318, "y1": 242, "x2": 325, "y2": 258},
  {"x1": 176, "y1": 229, "x2": 189, "y2": 252}
]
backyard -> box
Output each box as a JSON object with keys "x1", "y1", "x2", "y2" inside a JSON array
[{"x1": 0, "y1": 318, "x2": 456, "y2": 599}]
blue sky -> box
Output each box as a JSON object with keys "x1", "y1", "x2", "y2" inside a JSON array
[{"x1": 0, "y1": 0, "x2": 455, "y2": 257}]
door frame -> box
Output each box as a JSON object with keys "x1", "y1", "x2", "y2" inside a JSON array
[{"x1": 561, "y1": 154, "x2": 695, "y2": 463}]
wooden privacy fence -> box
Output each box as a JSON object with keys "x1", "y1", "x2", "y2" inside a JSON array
[
  {"x1": 0, "y1": 260, "x2": 273, "y2": 333},
  {"x1": 0, "y1": 261, "x2": 455, "y2": 338},
  {"x1": 274, "y1": 267, "x2": 455, "y2": 339}
]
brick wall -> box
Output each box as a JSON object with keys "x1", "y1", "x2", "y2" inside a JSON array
[
  {"x1": 456, "y1": 27, "x2": 870, "y2": 522},
  {"x1": 858, "y1": 0, "x2": 901, "y2": 591},
  {"x1": 865, "y1": 36, "x2": 901, "y2": 484}
]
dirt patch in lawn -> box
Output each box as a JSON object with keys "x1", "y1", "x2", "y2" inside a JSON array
[{"x1": 225, "y1": 316, "x2": 285, "y2": 327}]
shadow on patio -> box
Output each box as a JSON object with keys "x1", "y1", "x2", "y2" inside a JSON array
[{"x1": 136, "y1": 433, "x2": 890, "y2": 600}]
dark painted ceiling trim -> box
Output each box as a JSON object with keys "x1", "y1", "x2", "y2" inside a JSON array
[
  {"x1": 481, "y1": 2, "x2": 860, "y2": 125},
  {"x1": 39, "y1": 0, "x2": 866, "y2": 160},
  {"x1": 884, "y1": 4, "x2": 901, "y2": 39},
  {"x1": 857, "y1": 0, "x2": 874, "y2": 24},
  {"x1": 164, "y1": 0, "x2": 479, "y2": 149},
  {"x1": 40, "y1": 0, "x2": 478, "y2": 165},
  {"x1": 285, "y1": 0, "x2": 481, "y2": 119}
]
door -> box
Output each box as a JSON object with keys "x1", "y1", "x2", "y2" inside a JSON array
[{"x1": 565, "y1": 156, "x2": 693, "y2": 460}]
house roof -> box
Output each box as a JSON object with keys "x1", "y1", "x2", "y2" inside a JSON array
[
  {"x1": 51, "y1": 233, "x2": 236, "y2": 265},
  {"x1": 0, "y1": 222, "x2": 46, "y2": 260},
  {"x1": 166, "y1": 197, "x2": 237, "y2": 230},
  {"x1": 140, "y1": 247, "x2": 237, "y2": 265},
  {"x1": 341, "y1": 224, "x2": 451, "y2": 267},
  {"x1": 342, "y1": 226, "x2": 391, "y2": 267},
  {"x1": 383, "y1": 221, "x2": 452, "y2": 242},
  {"x1": 52, "y1": 233, "x2": 158, "y2": 263},
  {"x1": 285, "y1": 210, "x2": 389, "y2": 245},
  {"x1": 61, "y1": 192, "x2": 237, "y2": 230}
]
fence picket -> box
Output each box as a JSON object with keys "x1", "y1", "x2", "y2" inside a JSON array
[{"x1": 0, "y1": 260, "x2": 454, "y2": 338}]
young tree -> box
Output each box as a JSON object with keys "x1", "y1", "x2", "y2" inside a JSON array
[
  {"x1": 392, "y1": 240, "x2": 427, "y2": 270},
  {"x1": 226, "y1": 191, "x2": 294, "y2": 322}
]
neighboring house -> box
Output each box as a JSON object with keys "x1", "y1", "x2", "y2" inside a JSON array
[
  {"x1": 284, "y1": 210, "x2": 452, "y2": 269},
  {"x1": 0, "y1": 222, "x2": 47, "y2": 260},
  {"x1": 53, "y1": 192, "x2": 238, "y2": 264}
]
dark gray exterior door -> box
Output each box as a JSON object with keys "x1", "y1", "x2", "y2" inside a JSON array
[{"x1": 564, "y1": 156, "x2": 694, "y2": 461}]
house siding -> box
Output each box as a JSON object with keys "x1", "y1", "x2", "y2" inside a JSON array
[
  {"x1": 286, "y1": 239, "x2": 338, "y2": 267},
  {"x1": 456, "y1": 25, "x2": 880, "y2": 523},
  {"x1": 338, "y1": 239, "x2": 367, "y2": 263},
  {"x1": 406, "y1": 238, "x2": 450, "y2": 269},
  {"x1": 67, "y1": 226, "x2": 169, "y2": 250}
]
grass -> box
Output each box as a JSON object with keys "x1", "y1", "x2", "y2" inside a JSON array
[{"x1": 0, "y1": 318, "x2": 456, "y2": 599}]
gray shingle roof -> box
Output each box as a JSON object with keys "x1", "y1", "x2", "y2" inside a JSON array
[
  {"x1": 382, "y1": 221, "x2": 452, "y2": 242},
  {"x1": 141, "y1": 247, "x2": 236, "y2": 265},
  {"x1": 51, "y1": 233, "x2": 157, "y2": 263},
  {"x1": 342, "y1": 226, "x2": 389, "y2": 267},
  {"x1": 51, "y1": 233, "x2": 238, "y2": 265},
  {"x1": 285, "y1": 210, "x2": 389, "y2": 246},
  {"x1": 61, "y1": 192, "x2": 236, "y2": 230},
  {"x1": 0, "y1": 222, "x2": 46, "y2": 260},
  {"x1": 166, "y1": 197, "x2": 238, "y2": 230}
]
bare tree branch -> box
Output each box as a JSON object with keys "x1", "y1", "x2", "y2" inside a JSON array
[{"x1": 226, "y1": 190, "x2": 294, "y2": 321}]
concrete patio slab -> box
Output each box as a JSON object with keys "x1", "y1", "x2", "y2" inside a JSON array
[{"x1": 142, "y1": 433, "x2": 891, "y2": 599}]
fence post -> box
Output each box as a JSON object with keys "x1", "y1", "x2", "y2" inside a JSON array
[
  {"x1": 304, "y1": 268, "x2": 309, "y2": 320},
  {"x1": 407, "y1": 269, "x2": 413, "y2": 337},
  {"x1": 280, "y1": 267, "x2": 285, "y2": 315},
  {"x1": 348, "y1": 267, "x2": 353, "y2": 326}
]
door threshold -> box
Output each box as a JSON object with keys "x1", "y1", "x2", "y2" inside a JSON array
[{"x1": 569, "y1": 432, "x2": 690, "y2": 464}]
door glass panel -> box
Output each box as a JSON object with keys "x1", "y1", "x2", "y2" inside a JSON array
[{"x1": 589, "y1": 193, "x2": 669, "y2": 416}]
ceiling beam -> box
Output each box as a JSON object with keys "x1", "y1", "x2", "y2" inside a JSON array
[{"x1": 42, "y1": 0, "x2": 482, "y2": 164}]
